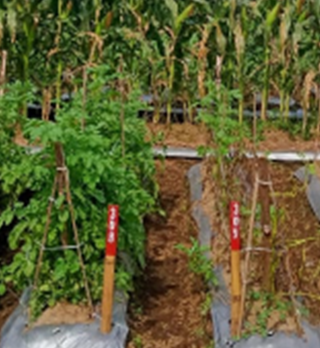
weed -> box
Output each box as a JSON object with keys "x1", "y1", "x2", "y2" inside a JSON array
[
  {"x1": 204, "y1": 340, "x2": 215, "y2": 348},
  {"x1": 132, "y1": 335, "x2": 143, "y2": 348},
  {"x1": 194, "y1": 327, "x2": 206, "y2": 338},
  {"x1": 176, "y1": 237, "x2": 218, "y2": 287},
  {"x1": 132, "y1": 302, "x2": 144, "y2": 317},
  {"x1": 201, "y1": 293, "x2": 212, "y2": 317},
  {"x1": 245, "y1": 291, "x2": 292, "y2": 337}
]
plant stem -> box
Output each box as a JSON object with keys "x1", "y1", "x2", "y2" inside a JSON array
[
  {"x1": 55, "y1": 0, "x2": 63, "y2": 110},
  {"x1": 261, "y1": 62, "x2": 270, "y2": 121},
  {"x1": 253, "y1": 93, "x2": 257, "y2": 152},
  {"x1": 82, "y1": 66, "x2": 87, "y2": 130},
  {"x1": 285, "y1": 93, "x2": 290, "y2": 122},
  {"x1": 119, "y1": 58, "x2": 126, "y2": 157},
  {"x1": 238, "y1": 79, "x2": 244, "y2": 124}
]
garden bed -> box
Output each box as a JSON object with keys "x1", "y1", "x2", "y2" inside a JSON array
[
  {"x1": 0, "y1": 159, "x2": 214, "y2": 348},
  {"x1": 201, "y1": 156, "x2": 320, "y2": 339}
]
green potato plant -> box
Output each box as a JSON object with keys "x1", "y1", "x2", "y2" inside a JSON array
[{"x1": 0, "y1": 68, "x2": 157, "y2": 316}]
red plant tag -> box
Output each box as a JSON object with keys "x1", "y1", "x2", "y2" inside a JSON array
[
  {"x1": 230, "y1": 201, "x2": 240, "y2": 251},
  {"x1": 105, "y1": 205, "x2": 119, "y2": 257}
]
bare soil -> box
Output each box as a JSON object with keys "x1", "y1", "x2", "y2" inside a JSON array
[
  {"x1": 201, "y1": 156, "x2": 320, "y2": 336},
  {"x1": 127, "y1": 159, "x2": 212, "y2": 348},
  {"x1": 32, "y1": 302, "x2": 93, "y2": 327},
  {"x1": 146, "y1": 123, "x2": 211, "y2": 149},
  {"x1": 146, "y1": 122, "x2": 319, "y2": 152},
  {"x1": 0, "y1": 293, "x2": 17, "y2": 334},
  {"x1": 248, "y1": 127, "x2": 319, "y2": 152}
]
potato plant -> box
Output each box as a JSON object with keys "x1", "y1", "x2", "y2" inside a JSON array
[{"x1": 0, "y1": 67, "x2": 157, "y2": 316}]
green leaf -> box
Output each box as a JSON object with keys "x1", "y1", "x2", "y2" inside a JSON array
[
  {"x1": 174, "y1": 4, "x2": 193, "y2": 34},
  {"x1": 215, "y1": 23, "x2": 226, "y2": 55},
  {"x1": 59, "y1": 210, "x2": 69, "y2": 223},
  {"x1": 53, "y1": 261, "x2": 67, "y2": 281},
  {"x1": 3, "y1": 209, "x2": 14, "y2": 226},
  {"x1": 0, "y1": 284, "x2": 6, "y2": 296},
  {"x1": 24, "y1": 263, "x2": 34, "y2": 278},
  {"x1": 266, "y1": 3, "x2": 280, "y2": 29},
  {"x1": 48, "y1": 298, "x2": 55, "y2": 307},
  {"x1": 95, "y1": 238, "x2": 105, "y2": 250},
  {"x1": 55, "y1": 195, "x2": 65, "y2": 209},
  {"x1": 8, "y1": 222, "x2": 28, "y2": 250},
  {"x1": 165, "y1": 0, "x2": 178, "y2": 20}
]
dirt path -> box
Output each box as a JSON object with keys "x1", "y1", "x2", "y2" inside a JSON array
[{"x1": 127, "y1": 160, "x2": 212, "y2": 348}]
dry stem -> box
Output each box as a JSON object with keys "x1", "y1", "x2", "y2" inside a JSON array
[{"x1": 237, "y1": 172, "x2": 259, "y2": 337}]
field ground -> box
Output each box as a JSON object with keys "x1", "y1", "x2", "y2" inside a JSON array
[
  {"x1": 147, "y1": 122, "x2": 319, "y2": 152},
  {"x1": 202, "y1": 156, "x2": 320, "y2": 335},
  {"x1": 0, "y1": 158, "x2": 212, "y2": 348},
  {"x1": 2, "y1": 122, "x2": 320, "y2": 343}
]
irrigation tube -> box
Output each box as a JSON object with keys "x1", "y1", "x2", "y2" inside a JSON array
[
  {"x1": 25, "y1": 145, "x2": 320, "y2": 162},
  {"x1": 26, "y1": 93, "x2": 309, "y2": 120},
  {"x1": 153, "y1": 147, "x2": 320, "y2": 162}
]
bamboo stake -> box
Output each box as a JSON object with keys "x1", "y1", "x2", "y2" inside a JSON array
[
  {"x1": 0, "y1": 50, "x2": 7, "y2": 96},
  {"x1": 33, "y1": 176, "x2": 58, "y2": 289},
  {"x1": 237, "y1": 173, "x2": 259, "y2": 337}
]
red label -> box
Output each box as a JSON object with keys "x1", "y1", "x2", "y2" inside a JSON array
[
  {"x1": 105, "y1": 205, "x2": 119, "y2": 257},
  {"x1": 230, "y1": 201, "x2": 240, "y2": 251}
]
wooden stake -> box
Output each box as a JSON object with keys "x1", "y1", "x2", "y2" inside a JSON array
[
  {"x1": 230, "y1": 201, "x2": 241, "y2": 338},
  {"x1": 101, "y1": 255, "x2": 116, "y2": 333},
  {"x1": 0, "y1": 50, "x2": 7, "y2": 97},
  {"x1": 237, "y1": 173, "x2": 259, "y2": 337},
  {"x1": 101, "y1": 205, "x2": 119, "y2": 334}
]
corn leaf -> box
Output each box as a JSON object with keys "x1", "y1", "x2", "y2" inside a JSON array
[
  {"x1": 216, "y1": 23, "x2": 226, "y2": 56},
  {"x1": 266, "y1": 3, "x2": 280, "y2": 29},
  {"x1": 174, "y1": 4, "x2": 194, "y2": 35},
  {"x1": 7, "y1": 4, "x2": 17, "y2": 42},
  {"x1": 165, "y1": 0, "x2": 178, "y2": 20}
]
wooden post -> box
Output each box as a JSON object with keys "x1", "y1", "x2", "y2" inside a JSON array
[
  {"x1": 101, "y1": 205, "x2": 119, "y2": 334},
  {"x1": 0, "y1": 50, "x2": 7, "y2": 97},
  {"x1": 230, "y1": 201, "x2": 241, "y2": 338},
  {"x1": 238, "y1": 174, "x2": 259, "y2": 337}
]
